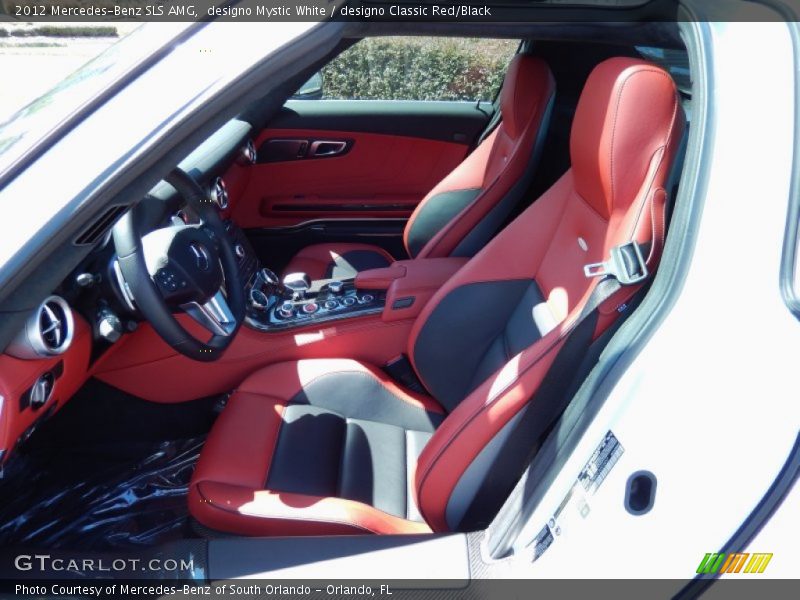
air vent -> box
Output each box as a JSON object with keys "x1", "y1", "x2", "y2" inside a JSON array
[
  {"x1": 239, "y1": 139, "x2": 257, "y2": 165},
  {"x1": 39, "y1": 300, "x2": 69, "y2": 351},
  {"x1": 6, "y1": 296, "x2": 75, "y2": 360},
  {"x1": 75, "y1": 205, "x2": 127, "y2": 246},
  {"x1": 209, "y1": 177, "x2": 229, "y2": 210}
]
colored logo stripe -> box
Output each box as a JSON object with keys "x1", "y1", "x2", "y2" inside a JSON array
[{"x1": 697, "y1": 552, "x2": 773, "y2": 574}]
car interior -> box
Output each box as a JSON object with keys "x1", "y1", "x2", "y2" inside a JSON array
[{"x1": 0, "y1": 26, "x2": 691, "y2": 558}]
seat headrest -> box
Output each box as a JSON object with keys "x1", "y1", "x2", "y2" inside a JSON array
[
  {"x1": 570, "y1": 57, "x2": 680, "y2": 219},
  {"x1": 500, "y1": 55, "x2": 555, "y2": 139}
]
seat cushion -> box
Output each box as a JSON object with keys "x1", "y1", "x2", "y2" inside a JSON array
[
  {"x1": 282, "y1": 243, "x2": 394, "y2": 280},
  {"x1": 189, "y1": 359, "x2": 445, "y2": 536}
]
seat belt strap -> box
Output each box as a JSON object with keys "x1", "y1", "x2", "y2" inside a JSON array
[{"x1": 458, "y1": 241, "x2": 646, "y2": 530}]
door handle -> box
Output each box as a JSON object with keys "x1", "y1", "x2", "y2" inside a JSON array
[{"x1": 308, "y1": 140, "x2": 348, "y2": 157}]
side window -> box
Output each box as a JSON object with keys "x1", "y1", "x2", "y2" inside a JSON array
[
  {"x1": 295, "y1": 37, "x2": 518, "y2": 102},
  {"x1": 636, "y1": 46, "x2": 691, "y2": 94}
]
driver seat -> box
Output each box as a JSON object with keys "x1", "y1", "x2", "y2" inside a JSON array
[{"x1": 189, "y1": 58, "x2": 685, "y2": 535}]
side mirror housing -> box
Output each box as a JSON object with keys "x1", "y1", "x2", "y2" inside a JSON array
[{"x1": 292, "y1": 72, "x2": 323, "y2": 100}]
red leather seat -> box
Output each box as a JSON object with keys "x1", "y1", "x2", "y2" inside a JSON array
[
  {"x1": 190, "y1": 57, "x2": 685, "y2": 536},
  {"x1": 281, "y1": 55, "x2": 556, "y2": 280}
]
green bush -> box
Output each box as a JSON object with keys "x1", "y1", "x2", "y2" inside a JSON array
[
  {"x1": 0, "y1": 26, "x2": 117, "y2": 38},
  {"x1": 27, "y1": 26, "x2": 117, "y2": 37},
  {"x1": 322, "y1": 37, "x2": 515, "y2": 102}
]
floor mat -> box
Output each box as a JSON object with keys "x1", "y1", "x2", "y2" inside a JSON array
[{"x1": 0, "y1": 436, "x2": 205, "y2": 551}]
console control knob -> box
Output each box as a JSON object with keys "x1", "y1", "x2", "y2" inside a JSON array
[
  {"x1": 259, "y1": 268, "x2": 279, "y2": 285},
  {"x1": 302, "y1": 302, "x2": 319, "y2": 314},
  {"x1": 342, "y1": 296, "x2": 356, "y2": 307},
  {"x1": 359, "y1": 294, "x2": 375, "y2": 304},
  {"x1": 328, "y1": 280, "x2": 344, "y2": 294},
  {"x1": 234, "y1": 244, "x2": 246, "y2": 259},
  {"x1": 278, "y1": 302, "x2": 294, "y2": 319},
  {"x1": 30, "y1": 373, "x2": 54, "y2": 409},
  {"x1": 97, "y1": 310, "x2": 123, "y2": 343},
  {"x1": 323, "y1": 300, "x2": 338, "y2": 310},
  {"x1": 249, "y1": 288, "x2": 269, "y2": 311}
]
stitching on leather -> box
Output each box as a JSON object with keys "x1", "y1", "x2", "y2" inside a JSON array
[
  {"x1": 625, "y1": 81, "x2": 680, "y2": 245},
  {"x1": 609, "y1": 67, "x2": 673, "y2": 211}
]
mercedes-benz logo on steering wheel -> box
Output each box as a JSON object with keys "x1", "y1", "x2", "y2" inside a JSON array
[{"x1": 189, "y1": 243, "x2": 211, "y2": 271}]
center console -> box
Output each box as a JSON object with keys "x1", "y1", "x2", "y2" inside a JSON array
[
  {"x1": 227, "y1": 221, "x2": 465, "y2": 333},
  {"x1": 244, "y1": 269, "x2": 385, "y2": 331},
  {"x1": 226, "y1": 221, "x2": 385, "y2": 332}
]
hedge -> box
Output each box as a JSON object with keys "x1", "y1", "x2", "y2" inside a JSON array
[
  {"x1": 321, "y1": 37, "x2": 515, "y2": 102},
  {"x1": 0, "y1": 26, "x2": 118, "y2": 38}
]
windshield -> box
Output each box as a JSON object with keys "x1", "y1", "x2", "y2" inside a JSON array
[{"x1": 0, "y1": 23, "x2": 192, "y2": 179}]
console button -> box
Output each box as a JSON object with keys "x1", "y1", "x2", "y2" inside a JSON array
[
  {"x1": 391, "y1": 296, "x2": 415, "y2": 310},
  {"x1": 359, "y1": 294, "x2": 375, "y2": 304},
  {"x1": 156, "y1": 268, "x2": 179, "y2": 292},
  {"x1": 302, "y1": 302, "x2": 319, "y2": 314},
  {"x1": 323, "y1": 300, "x2": 338, "y2": 310},
  {"x1": 342, "y1": 297, "x2": 356, "y2": 307},
  {"x1": 278, "y1": 302, "x2": 294, "y2": 318},
  {"x1": 328, "y1": 281, "x2": 344, "y2": 294}
]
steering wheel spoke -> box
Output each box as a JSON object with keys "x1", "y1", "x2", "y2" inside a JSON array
[{"x1": 182, "y1": 289, "x2": 237, "y2": 337}]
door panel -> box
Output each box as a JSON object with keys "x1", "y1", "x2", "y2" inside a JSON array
[
  {"x1": 270, "y1": 99, "x2": 493, "y2": 143},
  {"x1": 232, "y1": 128, "x2": 466, "y2": 228},
  {"x1": 230, "y1": 100, "x2": 494, "y2": 230}
]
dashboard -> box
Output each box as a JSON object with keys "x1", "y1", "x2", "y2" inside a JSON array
[{"x1": 0, "y1": 118, "x2": 258, "y2": 463}]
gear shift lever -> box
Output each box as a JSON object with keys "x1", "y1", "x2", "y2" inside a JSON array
[{"x1": 283, "y1": 272, "x2": 312, "y2": 300}]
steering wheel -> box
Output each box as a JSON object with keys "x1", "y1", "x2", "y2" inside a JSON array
[{"x1": 113, "y1": 168, "x2": 245, "y2": 362}]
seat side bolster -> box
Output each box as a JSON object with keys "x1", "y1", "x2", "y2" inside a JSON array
[
  {"x1": 413, "y1": 324, "x2": 566, "y2": 532},
  {"x1": 190, "y1": 391, "x2": 287, "y2": 491},
  {"x1": 191, "y1": 482, "x2": 432, "y2": 536}
]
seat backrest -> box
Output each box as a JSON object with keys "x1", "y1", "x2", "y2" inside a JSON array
[
  {"x1": 402, "y1": 55, "x2": 556, "y2": 261},
  {"x1": 408, "y1": 57, "x2": 685, "y2": 531}
]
